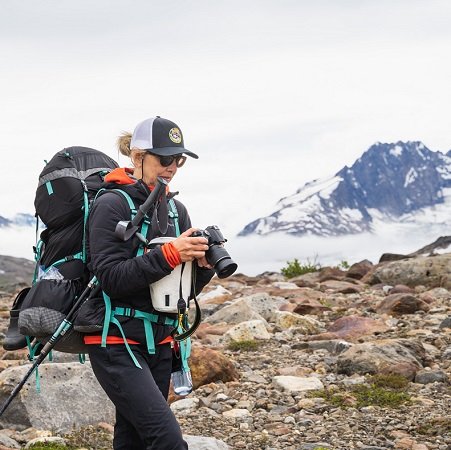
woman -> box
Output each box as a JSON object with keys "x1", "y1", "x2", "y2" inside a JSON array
[{"x1": 86, "y1": 116, "x2": 215, "y2": 450}]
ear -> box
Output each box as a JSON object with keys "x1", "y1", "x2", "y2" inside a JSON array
[{"x1": 132, "y1": 152, "x2": 144, "y2": 168}]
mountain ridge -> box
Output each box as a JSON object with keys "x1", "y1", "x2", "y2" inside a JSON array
[{"x1": 239, "y1": 141, "x2": 451, "y2": 237}]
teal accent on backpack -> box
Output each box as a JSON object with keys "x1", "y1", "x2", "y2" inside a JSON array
[
  {"x1": 45, "y1": 181, "x2": 53, "y2": 195},
  {"x1": 97, "y1": 190, "x2": 187, "y2": 369},
  {"x1": 13, "y1": 147, "x2": 118, "y2": 359}
]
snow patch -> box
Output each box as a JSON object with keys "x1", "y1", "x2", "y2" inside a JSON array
[
  {"x1": 279, "y1": 176, "x2": 342, "y2": 207},
  {"x1": 390, "y1": 145, "x2": 403, "y2": 157},
  {"x1": 404, "y1": 167, "x2": 418, "y2": 187}
]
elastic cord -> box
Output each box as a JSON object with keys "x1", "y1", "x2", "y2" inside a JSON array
[{"x1": 161, "y1": 242, "x2": 182, "y2": 268}]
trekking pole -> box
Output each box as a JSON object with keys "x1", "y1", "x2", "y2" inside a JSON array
[
  {"x1": 0, "y1": 277, "x2": 100, "y2": 418},
  {"x1": 115, "y1": 177, "x2": 168, "y2": 241}
]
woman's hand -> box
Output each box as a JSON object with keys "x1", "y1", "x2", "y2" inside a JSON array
[{"x1": 172, "y1": 228, "x2": 211, "y2": 264}]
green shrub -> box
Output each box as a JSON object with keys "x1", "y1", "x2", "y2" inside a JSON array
[
  {"x1": 309, "y1": 375, "x2": 411, "y2": 409},
  {"x1": 227, "y1": 340, "x2": 260, "y2": 352},
  {"x1": 335, "y1": 260, "x2": 350, "y2": 270},
  {"x1": 369, "y1": 374, "x2": 410, "y2": 390},
  {"x1": 351, "y1": 384, "x2": 410, "y2": 408},
  {"x1": 281, "y1": 257, "x2": 321, "y2": 278}
]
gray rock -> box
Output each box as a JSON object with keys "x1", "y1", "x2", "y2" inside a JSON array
[
  {"x1": 0, "y1": 362, "x2": 114, "y2": 432},
  {"x1": 273, "y1": 375, "x2": 324, "y2": 393},
  {"x1": 0, "y1": 433, "x2": 21, "y2": 449},
  {"x1": 171, "y1": 398, "x2": 200, "y2": 415},
  {"x1": 439, "y1": 316, "x2": 451, "y2": 329},
  {"x1": 442, "y1": 346, "x2": 451, "y2": 359},
  {"x1": 337, "y1": 339, "x2": 425, "y2": 378},
  {"x1": 301, "y1": 443, "x2": 332, "y2": 450},
  {"x1": 414, "y1": 369, "x2": 449, "y2": 384},
  {"x1": 204, "y1": 298, "x2": 268, "y2": 325},
  {"x1": 370, "y1": 254, "x2": 451, "y2": 289},
  {"x1": 304, "y1": 339, "x2": 352, "y2": 354},
  {"x1": 242, "y1": 292, "x2": 287, "y2": 321},
  {"x1": 184, "y1": 434, "x2": 229, "y2": 449},
  {"x1": 221, "y1": 319, "x2": 271, "y2": 343},
  {"x1": 198, "y1": 285, "x2": 232, "y2": 302}
]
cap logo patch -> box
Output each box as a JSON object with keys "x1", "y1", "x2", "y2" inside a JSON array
[{"x1": 169, "y1": 127, "x2": 182, "y2": 144}]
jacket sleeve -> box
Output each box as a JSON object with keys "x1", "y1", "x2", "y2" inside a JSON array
[
  {"x1": 174, "y1": 199, "x2": 215, "y2": 295},
  {"x1": 88, "y1": 193, "x2": 173, "y2": 297}
]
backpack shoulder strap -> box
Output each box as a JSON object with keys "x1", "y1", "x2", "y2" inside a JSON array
[{"x1": 168, "y1": 198, "x2": 180, "y2": 237}]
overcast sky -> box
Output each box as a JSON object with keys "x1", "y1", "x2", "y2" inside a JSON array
[{"x1": 1, "y1": 0, "x2": 451, "y2": 271}]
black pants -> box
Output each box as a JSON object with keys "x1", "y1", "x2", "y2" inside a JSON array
[{"x1": 88, "y1": 343, "x2": 188, "y2": 450}]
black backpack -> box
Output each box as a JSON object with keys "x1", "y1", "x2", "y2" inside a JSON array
[{"x1": 8, "y1": 147, "x2": 118, "y2": 353}]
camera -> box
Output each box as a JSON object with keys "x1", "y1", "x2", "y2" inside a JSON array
[{"x1": 191, "y1": 225, "x2": 237, "y2": 278}]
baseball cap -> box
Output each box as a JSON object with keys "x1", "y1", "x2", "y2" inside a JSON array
[{"x1": 130, "y1": 117, "x2": 199, "y2": 159}]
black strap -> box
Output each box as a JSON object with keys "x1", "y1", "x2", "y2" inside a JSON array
[{"x1": 173, "y1": 265, "x2": 202, "y2": 342}]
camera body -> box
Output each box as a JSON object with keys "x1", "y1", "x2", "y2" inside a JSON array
[{"x1": 191, "y1": 225, "x2": 237, "y2": 278}]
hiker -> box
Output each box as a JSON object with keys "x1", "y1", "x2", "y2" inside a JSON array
[{"x1": 85, "y1": 117, "x2": 215, "y2": 450}]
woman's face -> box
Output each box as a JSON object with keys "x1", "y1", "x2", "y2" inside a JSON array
[{"x1": 139, "y1": 153, "x2": 179, "y2": 187}]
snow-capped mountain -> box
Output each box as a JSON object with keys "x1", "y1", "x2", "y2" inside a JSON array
[
  {"x1": 239, "y1": 141, "x2": 451, "y2": 237},
  {"x1": 0, "y1": 213, "x2": 35, "y2": 228}
]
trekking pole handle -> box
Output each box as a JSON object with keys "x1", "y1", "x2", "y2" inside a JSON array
[
  {"x1": 115, "y1": 177, "x2": 167, "y2": 241},
  {"x1": 132, "y1": 177, "x2": 167, "y2": 227}
]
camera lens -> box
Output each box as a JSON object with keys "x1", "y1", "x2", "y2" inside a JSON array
[
  {"x1": 215, "y1": 257, "x2": 238, "y2": 279},
  {"x1": 206, "y1": 245, "x2": 238, "y2": 278}
]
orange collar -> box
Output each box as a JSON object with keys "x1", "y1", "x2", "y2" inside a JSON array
[
  {"x1": 104, "y1": 168, "x2": 170, "y2": 193},
  {"x1": 104, "y1": 167, "x2": 136, "y2": 185}
]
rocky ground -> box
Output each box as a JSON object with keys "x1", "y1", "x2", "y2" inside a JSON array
[{"x1": 0, "y1": 253, "x2": 450, "y2": 450}]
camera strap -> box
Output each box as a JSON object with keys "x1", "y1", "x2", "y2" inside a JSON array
[{"x1": 173, "y1": 265, "x2": 201, "y2": 342}]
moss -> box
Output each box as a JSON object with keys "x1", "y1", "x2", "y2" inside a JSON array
[
  {"x1": 351, "y1": 384, "x2": 410, "y2": 407},
  {"x1": 227, "y1": 340, "x2": 260, "y2": 352},
  {"x1": 368, "y1": 374, "x2": 410, "y2": 390},
  {"x1": 309, "y1": 376, "x2": 411, "y2": 409},
  {"x1": 63, "y1": 425, "x2": 113, "y2": 449}
]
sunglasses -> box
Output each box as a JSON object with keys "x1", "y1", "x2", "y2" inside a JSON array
[{"x1": 147, "y1": 152, "x2": 187, "y2": 168}]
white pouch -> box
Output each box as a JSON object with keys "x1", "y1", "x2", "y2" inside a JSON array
[{"x1": 149, "y1": 237, "x2": 193, "y2": 313}]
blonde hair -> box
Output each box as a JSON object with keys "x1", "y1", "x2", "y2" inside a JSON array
[
  {"x1": 117, "y1": 131, "x2": 146, "y2": 167},
  {"x1": 117, "y1": 132, "x2": 133, "y2": 157}
]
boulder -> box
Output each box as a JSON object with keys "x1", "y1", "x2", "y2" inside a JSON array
[
  {"x1": 414, "y1": 369, "x2": 448, "y2": 384},
  {"x1": 337, "y1": 339, "x2": 426, "y2": 379},
  {"x1": 369, "y1": 254, "x2": 451, "y2": 289},
  {"x1": 240, "y1": 292, "x2": 287, "y2": 321},
  {"x1": 318, "y1": 267, "x2": 346, "y2": 282},
  {"x1": 0, "y1": 362, "x2": 114, "y2": 432},
  {"x1": 388, "y1": 284, "x2": 415, "y2": 294},
  {"x1": 272, "y1": 311, "x2": 320, "y2": 334},
  {"x1": 289, "y1": 272, "x2": 321, "y2": 288},
  {"x1": 197, "y1": 285, "x2": 233, "y2": 304},
  {"x1": 346, "y1": 260, "x2": 373, "y2": 280},
  {"x1": 273, "y1": 376, "x2": 324, "y2": 393},
  {"x1": 203, "y1": 298, "x2": 267, "y2": 325},
  {"x1": 221, "y1": 320, "x2": 271, "y2": 343},
  {"x1": 307, "y1": 315, "x2": 389, "y2": 342},
  {"x1": 189, "y1": 346, "x2": 239, "y2": 389},
  {"x1": 376, "y1": 293, "x2": 430, "y2": 315},
  {"x1": 291, "y1": 298, "x2": 331, "y2": 315}
]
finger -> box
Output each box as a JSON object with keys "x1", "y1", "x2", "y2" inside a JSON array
[
  {"x1": 190, "y1": 251, "x2": 207, "y2": 259},
  {"x1": 179, "y1": 227, "x2": 198, "y2": 237},
  {"x1": 188, "y1": 237, "x2": 208, "y2": 245}
]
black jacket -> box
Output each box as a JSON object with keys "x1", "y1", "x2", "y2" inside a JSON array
[{"x1": 87, "y1": 178, "x2": 214, "y2": 343}]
